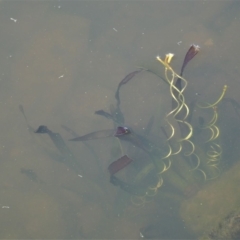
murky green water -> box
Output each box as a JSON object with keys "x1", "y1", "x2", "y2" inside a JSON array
[{"x1": 0, "y1": 1, "x2": 239, "y2": 239}]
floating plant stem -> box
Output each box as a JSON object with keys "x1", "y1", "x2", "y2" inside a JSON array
[
  {"x1": 156, "y1": 53, "x2": 195, "y2": 157},
  {"x1": 156, "y1": 46, "x2": 209, "y2": 189},
  {"x1": 19, "y1": 105, "x2": 35, "y2": 132},
  {"x1": 69, "y1": 129, "x2": 115, "y2": 141},
  {"x1": 115, "y1": 68, "x2": 144, "y2": 108},
  {"x1": 95, "y1": 110, "x2": 115, "y2": 121}
]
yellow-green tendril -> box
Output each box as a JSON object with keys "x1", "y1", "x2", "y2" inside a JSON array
[
  {"x1": 159, "y1": 158, "x2": 171, "y2": 174},
  {"x1": 202, "y1": 107, "x2": 218, "y2": 129},
  {"x1": 147, "y1": 176, "x2": 163, "y2": 196},
  {"x1": 157, "y1": 54, "x2": 197, "y2": 170},
  {"x1": 183, "y1": 139, "x2": 195, "y2": 156},
  {"x1": 198, "y1": 85, "x2": 228, "y2": 109},
  {"x1": 197, "y1": 168, "x2": 207, "y2": 181},
  {"x1": 189, "y1": 153, "x2": 201, "y2": 171},
  {"x1": 206, "y1": 125, "x2": 220, "y2": 142}
]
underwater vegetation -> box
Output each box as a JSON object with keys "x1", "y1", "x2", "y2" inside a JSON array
[
  {"x1": 19, "y1": 44, "x2": 240, "y2": 239},
  {"x1": 68, "y1": 44, "x2": 229, "y2": 206}
]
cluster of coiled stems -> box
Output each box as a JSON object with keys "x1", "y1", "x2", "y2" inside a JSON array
[
  {"x1": 156, "y1": 54, "x2": 198, "y2": 171},
  {"x1": 197, "y1": 85, "x2": 227, "y2": 179},
  {"x1": 131, "y1": 48, "x2": 227, "y2": 206}
]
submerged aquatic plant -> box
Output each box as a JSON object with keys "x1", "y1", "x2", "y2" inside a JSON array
[{"x1": 69, "y1": 44, "x2": 229, "y2": 203}]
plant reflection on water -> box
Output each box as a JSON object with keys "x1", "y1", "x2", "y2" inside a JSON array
[{"x1": 68, "y1": 44, "x2": 229, "y2": 207}]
